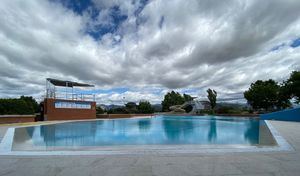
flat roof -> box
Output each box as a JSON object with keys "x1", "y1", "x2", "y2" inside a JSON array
[{"x1": 46, "y1": 78, "x2": 94, "y2": 87}]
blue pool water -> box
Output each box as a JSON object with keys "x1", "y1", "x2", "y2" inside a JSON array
[{"x1": 13, "y1": 116, "x2": 268, "y2": 148}]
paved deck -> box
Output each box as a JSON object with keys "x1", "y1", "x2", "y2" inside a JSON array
[{"x1": 0, "y1": 120, "x2": 300, "y2": 176}]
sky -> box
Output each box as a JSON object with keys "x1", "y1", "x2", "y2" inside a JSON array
[{"x1": 0, "y1": 0, "x2": 300, "y2": 105}]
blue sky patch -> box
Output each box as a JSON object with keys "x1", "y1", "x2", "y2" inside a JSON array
[
  {"x1": 134, "y1": 0, "x2": 149, "y2": 28},
  {"x1": 51, "y1": 0, "x2": 127, "y2": 40},
  {"x1": 271, "y1": 37, "x2": 300, "y2": 52},
  {"x1": 133, "y1": 0, "x2": 149, "y2": 16},
  {"x1": 51, "y1": 0, "x2": 94, "y2": 15},
  {"x1": 159, "y1": 16, "x2": 165, "y2": 29},
  {"x1": 86, "y1": 6, "x2": 128, "y2": 40},
  {"x1": 96, "y1": 87, "x2": 129, "y2": 94},
  {"x1": 271, "y1": 43, "x2": 285, "y2": 51},
  {"x1": 291, "y1": 37, "x2": 300, "y2": 48}
]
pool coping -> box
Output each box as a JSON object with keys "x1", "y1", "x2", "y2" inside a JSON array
[{"x1": 0, "y1": 120, "x2": 294, "y2": 156}]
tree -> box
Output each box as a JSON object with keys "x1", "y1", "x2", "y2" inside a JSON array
[
  {"x1": 277, "y1": 84, "x2": 292, "y2": 109},
  {"x1": 137, "y1": 101, "x2": 154, "y2": 114},
  {"x1": 107, "y1": 107, "x2": 128, "y2": 114},
  {"x1": 0, "y1": 98, "x2": 34, "y2": 115},
  {"x1": 125, "y1": 102, "x2": 137, "y2": 109},
  {"x1": 244, "y1": 79, "x2": 290, "y2": 111},
  {"x1": 207, "y1": 89, "x2": 217, "y2": 112},
  {"x1": 96, "y1": 106, "x2": 105, "y2": 114},
  {"x1": 161, "y1": 91, "x2": 185, "y2": 112},
  {"x1": 20, "y1": 96, "x2": 39, "y2": 113},
  {"x1": 183, "y1": 94, "x2": 193, "y2": 102},
  {"x1": 125, "y1": 102, "x2": 137, "y2": 113},
  {"x1": 285, "y1": 71, "x2": 300, "y2": 103}
]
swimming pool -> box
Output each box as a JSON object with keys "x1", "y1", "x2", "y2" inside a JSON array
[{"x1": 10, "y1": 115, "x2": 278, "y2": 152}]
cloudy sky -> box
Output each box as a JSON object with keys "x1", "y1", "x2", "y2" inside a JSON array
[{"x1": 0, "y1": 0, "x2": 300, "y2": 104}]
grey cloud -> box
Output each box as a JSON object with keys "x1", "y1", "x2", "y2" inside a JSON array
[
  {"x1": 173, "y1": 0, "x2": 300, "y2": 66},
  {"x1": 0, "y1": 0, "x2": 300, "y2": 103}
]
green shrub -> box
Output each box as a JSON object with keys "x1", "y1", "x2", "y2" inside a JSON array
[
  {"x1": 199, "y1": 109, "x2": 214, "y2": 115},
  {"x1": 183, "y1": 105, "x2": 193, "y2": 113},
  {"x1": 0, "y1": 98, "x2": 34, "y2": 115},
  {"x1": 96, "y1": 106, "x2": 105, "y2": 114},
  {"x1": 107, "y1": 107, "x2": 128, "y2": 114},
  {"x1": 137, "y1": 101, "x2": 154, "y2": 114},
  {"x1": 216, "y1": 106, "x2": 244, "y2": 114},
  {"x1": 161, "y1": 91, "x2": 185, "y2": 112},
  {"x1": 125, "y1": 102, "x2": 138, "y2": 113},
  {"x1": 20, "y1": 96, "x2": 39, "y2": 113}
]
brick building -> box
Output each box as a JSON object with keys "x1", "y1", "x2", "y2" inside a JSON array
[{"x1": 43, "y1": 78, "x2": 96, "y2": 121}]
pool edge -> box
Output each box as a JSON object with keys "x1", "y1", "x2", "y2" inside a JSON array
[
  {"x1": 0, "y1": 128, "x2": 15, "y2": 152},
  {"x1": 0, "y1": 120, "x2": 294, "y2": 156}
]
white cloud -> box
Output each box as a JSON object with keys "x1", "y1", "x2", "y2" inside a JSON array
[{"x1": 0, "y1": 0, "x2": 300, "y2": 104}]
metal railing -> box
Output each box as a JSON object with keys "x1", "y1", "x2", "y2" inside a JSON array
[{"x1": 46, "y1": 91, "x2": 95, "y2": 102}]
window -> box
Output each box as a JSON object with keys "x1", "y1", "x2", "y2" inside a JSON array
[{"x1": 55, "y1": 101, "x2": 91, "y2": 109}]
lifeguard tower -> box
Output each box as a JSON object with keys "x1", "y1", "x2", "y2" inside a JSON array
[{"x1": 43, "y1": 78, "x2": 96, "y2": 121}]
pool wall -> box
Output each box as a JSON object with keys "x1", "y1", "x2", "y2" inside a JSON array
[
  {"x1": 260, "y1": 107, "x2": 300, "y2": 122},
  {"x1": 97, "y1": 114, "x2": 153, "y2": 119},
  {"x1": 0, "y1": 119, "x2": 293, "y2": 156}
]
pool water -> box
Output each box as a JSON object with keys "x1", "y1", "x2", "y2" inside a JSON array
[{"x1": 12, "y1": 116, "x2": 276, "y2": 150}]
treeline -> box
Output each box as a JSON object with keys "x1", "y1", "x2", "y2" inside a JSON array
[
  {"x1": 97, "y1": 101, "x2": 155, "y2": 114},
  {"x1": 244, "y1": 71, "x2": 300, "y2": 112},
  {"x1": 98, "y1": 92, "x2": 195, "y2": 114},
  {"x1": 159, "y1": 70, "x2": 300, "y2": 114},
  {"x1": 0, "y1": 96, "x2": 39, "y2": 115}
]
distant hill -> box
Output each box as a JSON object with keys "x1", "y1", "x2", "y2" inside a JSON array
[
  {"x1": 97, "y1": 104, "x2": 124, "y2": 110},
  {"x1": 98, "y1": 103, "x2": 162, "y2": 112},
  {"x1": 152, "y1": 104, "x2": 162, "y2": 112},
  {"x1": 216, "y1": 102, "x2": 248, "y2": 109}
]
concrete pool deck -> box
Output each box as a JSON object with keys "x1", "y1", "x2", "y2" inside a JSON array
[{"x1": 0, "y1": 120, "x2": 300, "y2": 176}]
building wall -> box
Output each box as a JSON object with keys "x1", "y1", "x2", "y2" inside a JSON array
[
  {"x1": 44, "y1": 98, "x2": 96, "y2": 121},
  {"x1": 0, "y1": 115, "x2": 35, "y2": 124},
  {"x1": 96, "y1": 114, "x2": 153, "y2": 119}
]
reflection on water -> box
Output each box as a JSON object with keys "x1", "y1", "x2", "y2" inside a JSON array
[
  {"x1": 15, "y1": 116, "x2": 262, "y2": 147},
  {"x1": 138, "y1": 119, "x2": 151, "y2": 132},
  {"x1": 208, "y1": 119, "x2": 217, "y2": 142},
  {"x1": 162, "y1": 118, "x2": 195, "y2": 141},
  {"x1": 244, "y1": 119, "x2": 259, "y2": 144}
]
